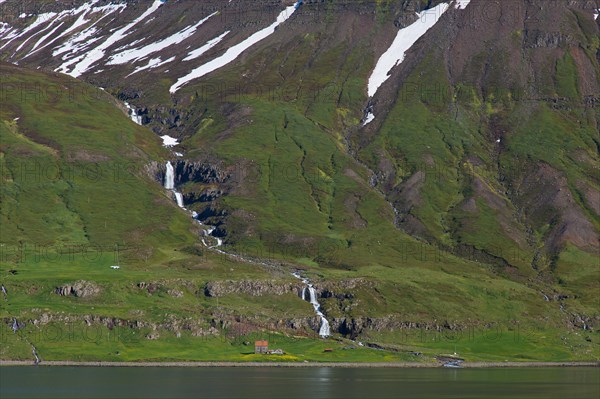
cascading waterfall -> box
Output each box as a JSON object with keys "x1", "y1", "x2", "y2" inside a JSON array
[
  {"x1": 164, "y1": 161, "x2": 175, "y2": 189},
  {"x1": 125, "y1": 102, "x2": 143, "y2": 125},
  {"x1": 293, "y1": 272, "x2": 331, "y2": 337},
  {"x1": 164, "y1": 161, "x2": 184, "y2": 208},
  {"x1": 174, "y1": 191, "x2": 184, "y2": 208},
  {"x1": 161, "y1": 167, "x2": 327, "y2": 335},
  {"x1": 164, "y1": 161, "x2": 222, "y2": 245}
]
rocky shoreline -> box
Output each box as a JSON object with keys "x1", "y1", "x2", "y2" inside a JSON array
[{"x1": 1, "y1": 360, "x2": 598, "y2": 368}]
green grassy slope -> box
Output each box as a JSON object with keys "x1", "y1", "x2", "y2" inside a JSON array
[
  {"x1": 0, "y1": 63, "x2": 196, "y2": 254},
  {"x1": 144, "y1": 16, "x2": 598, "y2": 363},
  {"x1": 1, "y1": 0, "x2": 598, "y2": 363}
]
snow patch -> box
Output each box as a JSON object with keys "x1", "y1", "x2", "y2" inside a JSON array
[
  {"x1": 170, "y1": 4, "x2": 298, "y2": 93},
  {"x1": 183, "y1": 31, "x2": 230, "y2": 62},
  {"x1": 24, "y1": 21, "x2": 65, "y2": 57},
  {"x1": 108, "y1": 11, "x2": 217, "y2": 66},
  {"x1": 367, "y1": 2, "x2": 451, "y2": 98},
  {"x1": 127, "y1": 56, "x2": 175, "y2": 76},
  {"x1": 161, "y1": 135, "x2": 179, "y2": 147},
  {"x1": 454, "y1": 0, "x2": 471, "y2": 9},
  {"x1": 53, "y1": 4, "x2": 127, "y2": 73},
  {"x1": 68, "y1": 0, "x2": 163, "y2": 77},
  {"x1": 363, "y1": 112, "x2": 375, "y2": 126},
  {"x1": 0, "y1": 23, "x2": 13, "y2": 38},
  {"x1": 3, "y1": 12, "x2": 59, "y2": 52},
  {"x1": 29, "y1": 4, "x2": 97, "y2": 56}
]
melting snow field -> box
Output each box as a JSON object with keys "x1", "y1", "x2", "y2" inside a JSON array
[
  {"x1": 170, "y1": 4, "x2": 299, "y2": 93},
  {"x1": 2, "y1": 12, "x2": 59, "y2": 51},
  {"x1": 1, "y1": 0, "x2": 304, "y2": 94},
  {"x1": 68, "y1": 0, "x2": 164, "y2": 77},
  {"x1": 127, "y1": 56, "x2": 175, "y2": 76},
  {"x1": 367, "y1": 2, "x2": 450, "y2": 98},
  {"x1": 362, "y1": 112, "x2": 375, "y2": 126},
  {"x1": 363, "y1": 1, "x2": 472, "y2": 125},
  {"x1": 23, "y1": 1, "x2": 103, "y2": 58},
  {"x1": 454, "y1": 0, "x2": 471, "y2": 10},
  {"x1": 184, "y1": 31, "x2": 230, "y2": 62},
  {"x1": 108, "y1": 11, "x2": 217, "y2": 66}
]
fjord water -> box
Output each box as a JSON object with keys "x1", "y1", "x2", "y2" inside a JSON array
[{"x1": 1, "y1": 367, "x2": 598, "y2": 399}]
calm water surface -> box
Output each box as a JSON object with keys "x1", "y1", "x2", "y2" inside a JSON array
[{"x1": 0, "y1": 366, "x2": 598, "y2": 399}]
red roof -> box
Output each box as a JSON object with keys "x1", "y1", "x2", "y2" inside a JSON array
[{"x1": 255, "y1": 340, "x2": 268, "y2": 346}]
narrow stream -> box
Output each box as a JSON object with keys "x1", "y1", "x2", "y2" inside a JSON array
[{"x1": 163, "y1": 162, "x2": 330, "y2": 337}]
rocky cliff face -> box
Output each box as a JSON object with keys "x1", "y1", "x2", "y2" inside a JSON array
[
  {"x1": 145, "y1": 159, "x2": 231, "y2": 226},
  {"x1": 54, "y1": 281, "x2": 101, "y2": 298},
  {"x1": 146, "y1": 160, "x2": 229, "y2": 186},
  {"x1": 204, "y1": 280, "x2": 302, "y2": 297}
]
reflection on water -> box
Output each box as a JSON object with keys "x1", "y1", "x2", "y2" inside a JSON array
[{"x1": 0, "y1": 366, "x2": 598, "y2": 399}]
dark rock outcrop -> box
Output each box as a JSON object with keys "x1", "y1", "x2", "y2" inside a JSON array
[
  {"x1": 523, "y1": 30, "x2": 574, "y2": 49},
  {"x1": 204, "y1": 280, "x2": 302, "y2": 297},
  {"x1": 54, "y1": 281, "x2": 100, "y2": 298},
  {"x1": 145, "y1": 160, "x2": 229, "y2": 187}
]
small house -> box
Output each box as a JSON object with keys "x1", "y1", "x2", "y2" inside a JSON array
[{"x1": 254, "y1": 340, "x2": 268, "y2": 354}]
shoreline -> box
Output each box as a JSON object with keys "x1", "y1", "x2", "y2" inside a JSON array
[{"x1": 1, "y1": 360, "x2": 598, "y2": 368}]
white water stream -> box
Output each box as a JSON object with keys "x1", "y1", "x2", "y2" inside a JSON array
[
  {"x1": 293, "y1": 272, "x2": 331, "y2": 337},
  {"x1": 164, "y1": 161, "x2": 184, "y2": 208},
  {"x1": 124, "y1": 101, "x2": 143, "y2": 125},
  {"x1": 174, "y1": 191, "x2": 184, "y2": 208},
  {"x1": 164, "y1": 161, "x2": 221, "y2": 246},
  {"x1": 164, "y1": 161, "x2": 175, "y2": 189},
  {"x1": 163, "y1": 162, "x2": 330, "y2": 338}
]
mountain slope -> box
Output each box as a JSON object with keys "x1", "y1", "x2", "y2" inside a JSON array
[
  {"x1": 0, "y1": 62, "x2": 196, "y2": 254},
  {"x1": 0, "y1": 0, "x2": 598, "y2": 362},
  {"x1": 355, "y1": 0, "x2": 599, "y2": 311},
  {"x1": 0, "y1": 63, "x2": 331, "y2": 363}
]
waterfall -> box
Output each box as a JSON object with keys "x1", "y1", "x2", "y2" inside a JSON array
[
  {"x1": 308, "y1": 286, "x2": 318, "y2": 305},
  {"x1": 125, "y1": 102, "x2": 143, "y2": 125},
  {"x1": 164, "y1": 161, "x2": 186, "y2": 209},
  {"x1": 174, "y1": 191, "x2": 184, "y2": 208},
  {"x1": 292, "y1": 272, "x2": 331, "y2": 337},
  {"x1": 318, "y1": 313, "x2": 331, "y2": 337},
  {"x1": 162, "y1": 164, "x2": 222, "y2": 249},
  {"x1": 164, "y1": 161, "x2": 175, "y2": 190}
]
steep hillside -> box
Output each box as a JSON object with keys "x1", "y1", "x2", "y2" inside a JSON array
[
  {"x1": 0, "y1": 63, "x2": 328, "y2": 363},
  {"x1": 355, "y1": 0, "x2": 600, "y2": 310},
  {"x1": 0, "y1": 62, "x2": 197, "y2": 256},
  {"x1": 0, "y1": 0, "x2": 598, "y2": 362}
]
